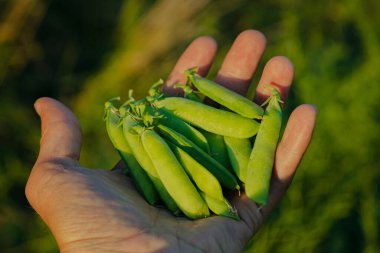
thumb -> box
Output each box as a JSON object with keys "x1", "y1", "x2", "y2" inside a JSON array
[{"x1": 34, "y1": 97, "x2": 82, "y2": 165}]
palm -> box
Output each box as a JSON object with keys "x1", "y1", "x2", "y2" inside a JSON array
[
  {"x1": 38, "y1": 162, "x2": 257, "y2": 252},
  {"x1": 26, "y1": 30, "x2": 316, "y2": 253}
]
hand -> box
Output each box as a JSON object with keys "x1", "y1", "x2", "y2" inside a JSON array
[{"x1": 26, "y1": 30, "x2": 317, "y2": 253}]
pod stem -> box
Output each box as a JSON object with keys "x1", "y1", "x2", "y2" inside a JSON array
[
  {"x1": 148, "y1": 79, "x2": 164, "y2": 96},
  {"x1": 184, "y1": 67, "x2": 199, "y2": 80},
  {"x1": 104, "y1": 97, "x2": 121, "y2": 121},
  {"x1": 121, "y1": 96, "x2": 164, "y2": 129},
  {"x1": 174, "y1": 82, "x2": 204, "y2": 102},
  {"x1": 260, "y1": 85, "x2": 283, "y2": 108}
]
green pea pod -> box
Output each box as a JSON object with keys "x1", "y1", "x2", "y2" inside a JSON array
[
  {"x1": 185, "y1": 68, "x2": 264, "y2": 119},
  {"x1": 154, "y1": 97, "x2": 260, "y2": 138},
  {"x1": 157, "y1": 124, "x2": 240, "y2": 191},
  {"x1": 156, "y1": 109, "x2": 210, "y2": 153},
  {"x1": 104, "y1": 102, "x2": 159, "y2": 205},
  {"x1": 200, "y1": 129, "x2": 231, "y2": 170},
  {"x1": 141, "y1": 129, "x2": 210, "y2": 219},
  {"x1": 200, "y1": 192, "x2": 239, "y2": 220},
  {"x1": 224, "y1": 136, "x2": 252, "y2": 184},
  {"x1": 122, "y1": 115, "x2": 180, "y2": 215},
  {"x1": 166, "y1": 141, "x2": 224, "y2": 201},
  {"x1": 246, "y1": 89, "x2": 283, "y2": 205}
]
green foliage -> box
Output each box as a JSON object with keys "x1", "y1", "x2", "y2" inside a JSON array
[{"x1": 1, "y1": 0, "x2": 379, "y2": 252}]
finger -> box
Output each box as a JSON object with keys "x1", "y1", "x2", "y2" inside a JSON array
[
  {"x1": 214, "y1": 29, "x2": 266, "y2": 95},
  {"x1": 34, "y1": 97, "x2": 82, "y2": 165},
  {"x1": 163, "y1": 36, "x2": 217, "y2": 95},
  {"x1": 261, "y1": 104, "x2": 317, "y2": 217},
  {"x1": 254, "y1": 56, "x2": 294, "y2": 105}
]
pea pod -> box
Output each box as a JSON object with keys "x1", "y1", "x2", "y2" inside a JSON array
[
  {"x1": 200, "y1": 130, "x2": 231, "y2": 170},
  {"x1": 246, "y1": 89, "x2": 283, "y2": 205},
  {"x1": 141, "y1": 129, "x2": 210, "y2": 219},
  {"x1": 156, "y1": 108, "x2": 210, "y2": 153},
  {"x1": 122, "y1": 115, "x2": 179, "y2": 214},
  {"x1": 200, "y1": 192, "x2": 239, "y2": 220},
  {"x1": 224, "y1": 136, "x2": 252, "y2": 184},
  {"x1": 157, "y1": 124, "x2": 240, "y2": 191},
  {"x1": 185, "y1": 68, "x2": 264, "y2": 119},
  {"x1": 166, "y1": 141, "x2": 224, "y2": 201},
  {"x1": 104, "y1": 103, "x2": 159, "y2": 205},
  {"x1": 155, "y1": 97, "x2": 260, "y2": 138}
]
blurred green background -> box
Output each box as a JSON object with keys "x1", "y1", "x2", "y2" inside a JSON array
[{"x1": 1, "y1": 0, "x2": 379, "y2": 252}]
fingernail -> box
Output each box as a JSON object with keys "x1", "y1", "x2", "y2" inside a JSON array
[{"x1": 34, "y1": 98, "x2": 45, "y2": 116}]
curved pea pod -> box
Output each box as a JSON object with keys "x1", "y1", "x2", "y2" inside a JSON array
[
  {"x1": 157, "y1": 109, "x2": 210, "y2": 153},
  {"x1": 122, "y1": 116, "x2": 179, "y2": 214},
  {"x1": 157, "y1": 124, "x2": 240, "y2": 191},
  {"x1": 224, "y1": 136, "x2": 252, "y2": 184},
  {"x1": 246, "y1": 90, "x2": 283, "y2": 205},
  {"x1": 104, "y1": 103, "x2": 159, "y2": 205},
  {"x1": 200, "y1": 192, "x2": 239, "y2": 220},
  {"x1": 200, "y1": 130, "x2": 231, "y2": 170},
  {"x1": 154, "y1": 97, "x2": 260, "y2": 138},
  {"x1": 185, "y1": 68, "x2": 264, "y2": 119},
  {"x1": 166, "y1": 141, "x2": 224, "y2": 201},
  {"x1": 141, "y1": 129, "x2": 210, "y2": 219}
]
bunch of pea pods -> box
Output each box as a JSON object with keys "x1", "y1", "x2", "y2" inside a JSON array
[{"x1": 104, "y1": 68, "x2": 283, "y2": 220}]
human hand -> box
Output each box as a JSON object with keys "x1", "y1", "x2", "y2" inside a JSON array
[{"x1": 26, "y1": 30, "x2": 316, "y2": 253}]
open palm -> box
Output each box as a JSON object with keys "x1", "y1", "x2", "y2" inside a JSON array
[{"x1": 26, "y1": 30, "x2": 316, "y2": 253}]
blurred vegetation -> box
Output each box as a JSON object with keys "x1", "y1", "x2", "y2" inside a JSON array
[{"x1": 1, "y1": 0, "x2": 379, "y2": 252}]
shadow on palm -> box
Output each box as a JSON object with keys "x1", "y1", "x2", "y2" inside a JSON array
[{"x1": 36, "y1": 157, "x2": 259, "y2": 252}]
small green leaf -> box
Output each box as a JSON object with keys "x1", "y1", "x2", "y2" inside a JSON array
[{"x1": 148, "y1": 79, "x2": 164, "y2": 96}]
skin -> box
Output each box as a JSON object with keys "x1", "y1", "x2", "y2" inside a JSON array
[{"x1": 26, "y1": 30, "x2": 317, "y2": 253}]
